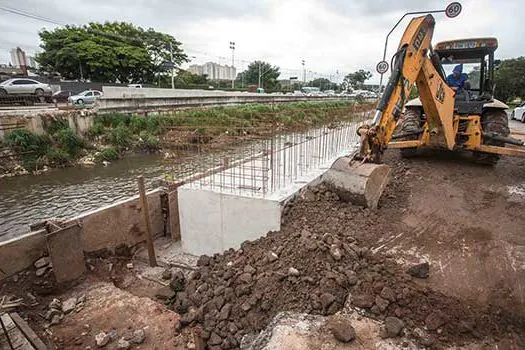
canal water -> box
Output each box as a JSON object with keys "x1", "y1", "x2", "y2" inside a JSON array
[{"x1": 0, "y1": 154, "x2": 167, "y2": 242}]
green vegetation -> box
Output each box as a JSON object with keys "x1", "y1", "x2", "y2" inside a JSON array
[
  {"x1": 37, "y1": 22, "x2": 187, "y2": 83},
  {"x1": 4, "y1": 101, "x2": 365, "y2": 175},
  {"x1": 494, "y1": 57, "x2": 525, "y2": 102},
  {"x1": 96, "y1": 147, "x2": 119, "y2": 161}
]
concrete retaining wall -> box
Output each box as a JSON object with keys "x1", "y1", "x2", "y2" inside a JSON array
[
  {"x1": 0, "y1": 189, "x2": 164, "y2": 280},
  {"x1": 179, "y1": 187, "x2": 282, "y2": 256},
  {"x1": 0, "y1": 112, "x2": 94, "y2": 140}
]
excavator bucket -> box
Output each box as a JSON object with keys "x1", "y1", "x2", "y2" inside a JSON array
[{"x1": 323, "y1": 157, "x2": 391, "y2": 209}]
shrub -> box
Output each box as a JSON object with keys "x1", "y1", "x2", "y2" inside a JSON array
[
  {"x1": 56, "y1": 128, "x2": 85, "y2": 157},
  {"x1": 88, "y1": 120, "x2": 105, "y2": 137},
  {"x1": 46, "y1": 148, "x2": 71, "y2": 165},
  {"x1": 5, "y1": 129, "x2": 51, "y2": 155},
  {"x1": 44, "y1": 117, "x2": 69, "y2": 135},
  {"x1": 108, "y1": 124, "x2": 133, "y2": 149},
  {"x1": 96, "y1": 147, "x2": 119, "y2": 161},
  {"x1": 139, "y1": 131, "x2": 160, "y2": 151}
]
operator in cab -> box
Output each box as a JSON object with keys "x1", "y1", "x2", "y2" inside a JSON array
[{"x1": 446, "y1": 64, "x2": 469, "y2": 91}]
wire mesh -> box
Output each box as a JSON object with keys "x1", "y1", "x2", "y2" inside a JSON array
[{"x1": 167, "y1": 108, "x2": 373, "y2": 198}]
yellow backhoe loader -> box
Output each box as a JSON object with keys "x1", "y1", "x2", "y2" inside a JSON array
[{"x1": 328, "y1": 14, "x2": 525, "y2": 208}]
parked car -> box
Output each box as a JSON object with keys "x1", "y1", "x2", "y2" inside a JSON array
[
  {"x1": 127, "y1": 84, "x2": 142, "y2": 88},
  {"x1": 68, "y1": 90, "x2": 103, "y2": 105},
  {"x1": 0, "y1": 78, "x2": 52, "y2": 96},
  {"x1": 52, "y1": 90, "x2": 72, "y2": 103},
  {"x1": 510, "y1": 102, "x2": 525, "y2": 122}
]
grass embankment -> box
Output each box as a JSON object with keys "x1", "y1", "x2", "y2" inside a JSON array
[{"x1": 1, "y1": 101, "x2": 370, "y2": 175}]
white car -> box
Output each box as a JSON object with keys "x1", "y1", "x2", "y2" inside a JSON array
[
  {"x1": 68, "y1": 90, "x2": 103, "y2": 105},
  {"x1": 0, "y1": 78, "x2": 52, "y2": 96},
  {"x1": 510, "y1": 102, "x2": 525, "y2": 122}
]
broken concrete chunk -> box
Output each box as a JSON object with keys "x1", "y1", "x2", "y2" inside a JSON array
[
  {"x1": 126, "y1": 263, "x2": 134, "y2": 269},
  {"x1": 288, "y1": 267, "x2": 300, "y2": 276},
  {"x1": 131, "y1": 329, "x2": 145, "y2": 344},
  {"x1": 49, "y1": 298, "x2": 62, "y2": 310},
  {"x1": 95, "y1": 332, "x2": 110, "y2": 347},
  {"x1": 329, "y1": 245, "x2": 343, "y2": 261},
  {"x1": 34, "y1": 256, "x2": 51, "y2": 269},
  {"x1": 62, "y1": 297, "x2": 77, "y2": 313},
  {"x1": 267, "y1": 251, "x2": 279, "y2": 262},
  {"x1": 243, "y1": 265, "x2": 256, "y2": 275},
  {"x1": 117, "y1": 338, "x2": 131, "y2": 349},
  {"x1": 50, "y1": 314, "x2": 61, "y2": 326},
  {"x1": 36, "y1": 266, "x2": 49, "y2": 277}
]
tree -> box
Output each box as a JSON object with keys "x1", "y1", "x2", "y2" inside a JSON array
[
  {"x1": 342, "y1": 70, "x2": 372, "y2": 91},
  {"x1": 494, "y1": 57, "x2": 525, "y2": 102},
  {"x1": 175, "y1": 70, "x2": 208, "y2": 85},
  {"x1": 242, "y1": 61, "x2": 280, "y2": 91},
  {"x1": 37, "y1": 22, "x2": 188, "y2": 84},
  {"x1": 308, "y1": 78, "x2": 338, "y2": 91}
]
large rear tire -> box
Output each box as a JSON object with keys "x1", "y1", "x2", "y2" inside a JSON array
[
  {"x1": 474, "y1": 108, "x2": 509, "y2": 166},
  {"x1": 398, "y1": 107, "x2": 422, "y2": 158}
]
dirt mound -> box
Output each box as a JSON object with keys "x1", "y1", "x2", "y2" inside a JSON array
[{"x1": 172, "y1": 183, "x2": 525, "y2": 349}]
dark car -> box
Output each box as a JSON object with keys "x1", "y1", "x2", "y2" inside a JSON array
[{"x1": 52, "y1": 90, "x2": 72, "y2": 103}]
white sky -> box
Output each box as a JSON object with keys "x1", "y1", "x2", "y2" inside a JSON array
[{"x1": 0, "y1": 0, "x2": 523, "y2": 83}]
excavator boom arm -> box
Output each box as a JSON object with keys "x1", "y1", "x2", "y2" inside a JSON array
[{"x1": 357, "y1": 14, "x2": 455, "y2": 162}]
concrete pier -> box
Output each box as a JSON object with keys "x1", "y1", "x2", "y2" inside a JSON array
[{"x1": 178, "y1": 122, "x2": 364, "y2": 256}]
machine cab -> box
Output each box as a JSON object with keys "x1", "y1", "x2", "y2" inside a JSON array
[{"x1": 434, "y1": 37, "x2": 499, "y2": 100}]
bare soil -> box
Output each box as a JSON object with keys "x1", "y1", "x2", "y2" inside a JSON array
[{"x1": 173, "y1": 149, "x2": 525, "y2": 349}]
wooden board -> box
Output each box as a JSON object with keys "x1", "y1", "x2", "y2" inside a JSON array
[
  {"x1": 0, "y1": 313, "x2": 35, "y2": 350},
  {"x1": 9, "y1": 314, "x2": 46, "y2": 350},
  {"x1": 46, "y1": 223, "x2": 86, "y2": 283}
]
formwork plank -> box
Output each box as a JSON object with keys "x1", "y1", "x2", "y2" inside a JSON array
[
  {"x1": 0, "y1": 314, "x2": 35, "y2": 350},
  {"x1": 10, "y1": 313, "x2": 46, "y2": 350},
  {"x1": 46, "y1": 223, "x2": 86, "y2": 283}
]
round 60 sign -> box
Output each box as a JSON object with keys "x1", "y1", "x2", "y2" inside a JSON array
[
  {"x1": 376, "y1": 61, "x2": 389, "y2": 74},
  {"x1": 445, "y1": 2, "x2": 462, "y2": 18}
]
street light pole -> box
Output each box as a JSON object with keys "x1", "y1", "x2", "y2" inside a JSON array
[
  {"x1": 229, "y1": 41, "x2": 235, "y2": 89},
  {"x1": 169, "y1": 42, "x2": 174, "y2": 89},
  {"x1": 301, "y1": 59, "x2": 305, "y2": 83},
  {"x1": 258, "y1": 63, "x2": 261, "y2": 89}
]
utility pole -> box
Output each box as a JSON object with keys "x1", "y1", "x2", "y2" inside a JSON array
[
  {"x1": 169, "y1": 42, "x2": 174, "y2": 89},
  {"x1": 258, "y1": 62, "x2": 261, "y2": 89},
  {"x1": 229, "y1": 41, "x2": 235, "y2": 89},
  {"x1": 301, "y1": 59, "x2": 305, "y2": 84}
]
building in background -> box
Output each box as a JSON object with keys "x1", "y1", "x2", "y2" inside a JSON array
[
  {"x1": 188, "y1": 62, "x2": 236, "y2": 81},
  {"x1": 27, "y1": 56, "x2": 39, "y2": 69},
  {"x1": 10, "y1": 47, "x2": 28, "y2": 68}
]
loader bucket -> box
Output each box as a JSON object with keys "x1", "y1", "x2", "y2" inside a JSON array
[{"x1": 323, "y1": 157, "x2": 391, "y2": 209}]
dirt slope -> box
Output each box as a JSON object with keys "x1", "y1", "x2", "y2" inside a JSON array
[{"x1": 173, "y1": 150, "x2": 525, "y2": 349}]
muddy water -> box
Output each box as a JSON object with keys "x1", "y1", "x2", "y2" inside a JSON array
[{"x1": 0, "y1": 154, "x2": 168, "y2": 242}]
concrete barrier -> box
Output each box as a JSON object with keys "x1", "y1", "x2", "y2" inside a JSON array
[
  {"x1": 97, "y1": 86, "x2": 348, "y2": 114},
  {"x1": 0, "y1": 189, "x2": 164, "y2": 280}
]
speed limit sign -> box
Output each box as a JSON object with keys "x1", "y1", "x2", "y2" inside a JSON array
[
  {"x1": 445, "y1": 2, "x2": 462, "y2": 18},
  {"x1": 376, "y1": 61, "x2": 389, "y2": 74}
]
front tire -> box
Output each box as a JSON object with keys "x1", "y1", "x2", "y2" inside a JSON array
[
  {"x1": 398, "y1": 107, "x2": 422, "y2": 158},
  {"x1": 35, "y1": 88, "x2": 44, "y2": 97},
  {"x1": 475, "y1": 108, "x2": 509, "y2": 165},
  {"x1": 76, "y1": 99, "x2": 84, "y2": 105},
  {"x1": 0, "y1": 89, "x2": 7, "y2": 96}
]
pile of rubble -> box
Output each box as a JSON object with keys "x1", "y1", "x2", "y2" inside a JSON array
[{"x1": 169, "y1": 185, "x2": 523, "y2": 349}]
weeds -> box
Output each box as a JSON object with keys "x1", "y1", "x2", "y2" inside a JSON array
[{"x1": 96, "y1": 147, "x2": 119, "y2": 161}]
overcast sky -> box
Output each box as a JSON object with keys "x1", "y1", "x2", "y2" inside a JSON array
[{"x1": 0, "y1": 0, "x2": 523, "y2": 83}]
